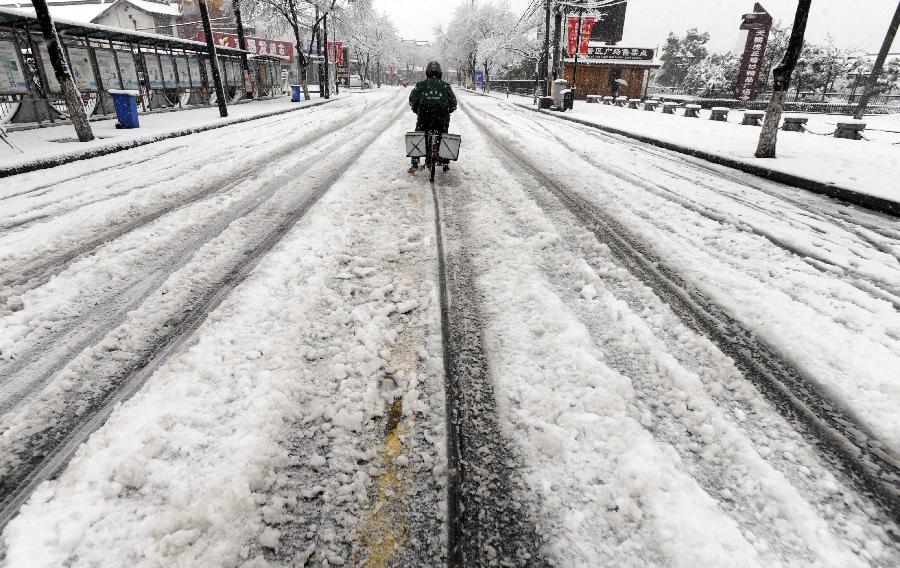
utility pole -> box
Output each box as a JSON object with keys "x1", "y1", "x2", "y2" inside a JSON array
[
  {"x1": 571, "y1": 8, "x2": 584, "y2": 104},
  {"x1": 755, "y1": 0, "x2": 811, "y2": 158},
  {"x1": 199, "y1": 0, "x2": 228, "y2": 117},
  {"x1": 551, "y1": 6, "x2": 562, "y2": 80},
  {"x1": 322, "y1": 12, "x2": 331, "y2": 98},
  {"x1": 853, "y1": 0, "x2": 900, "y2": 119},
  {"x1": 232, "y1": 0, "x2": 251, "y2": 97},
  {"x1": 540, "y1": 0, "x2": 550, "y2": 95},
  {"x1": 31, "y1": 0, "x2": 93, "y2": 141},
  {"x1": 315, "y1": 7, "x2": 324, "y2": 97}
]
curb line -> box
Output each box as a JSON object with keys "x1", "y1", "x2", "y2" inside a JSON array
[
  {"x1": 514, "y1": 103, "x2": 900, "y2": 218},
  {"x1": 0, "y1": 97, "x2": 338, "y2": 179}
]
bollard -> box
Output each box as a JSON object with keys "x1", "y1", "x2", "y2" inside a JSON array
[
  {"x1": 710, "y1": 107, "x2": 729, "y2": 121},
  {"x1": 684, "y1": 104, "x2": 701, "y2": 118},
  {"x1": 834, "y1": 121, "x2": 866, "y2": 140},
  {"x1": 741, "y1": 110, "x2": 764, "y2": 126},
  {"x1": 781, "y1": 116, "x2": 808, "y2": 132}
]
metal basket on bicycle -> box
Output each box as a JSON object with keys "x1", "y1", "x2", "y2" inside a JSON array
[{"x1": 405, "y1": 132, "x2": 461, "y2": 161}]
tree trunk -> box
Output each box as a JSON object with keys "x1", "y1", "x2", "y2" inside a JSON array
[
  {"x1": 322, "y1": 13, "x2": 330, "y2": 98},
  {"x1": 199, "y1": 0, "x2": 228, "y2": 117},
  {"x1": 31, "y1": 0, "x2": 93, "y2": 141},
  {"x1": 551, "y1": 8, "x2": 562, "y2": 80},
  {"x1": 854, "y1": 0, "x2": 900, "y2": 119},
  {"x1": 541, "y1": 0, "x2": 550, "y2": 95},
  {"x1": 232, "y1": 0, "x2": 250, "y2": 98},
  {"x1": 756, "y1": 0, "x2": 811, "y2": 159}
]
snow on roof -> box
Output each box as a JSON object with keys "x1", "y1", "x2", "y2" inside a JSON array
[
  {"x1": 0, "y1": 0, "x2": 179, "y2": 22},
  {"x1": 0, "y1": 2, "x2": 113, "y2": 22},
  {"x1": 125, "y1": 0, "x2": 179, "y2": 16}
]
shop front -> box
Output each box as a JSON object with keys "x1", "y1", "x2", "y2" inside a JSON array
[{"x1": 563, "y1": 45, "x2": 660, "y2": 100}]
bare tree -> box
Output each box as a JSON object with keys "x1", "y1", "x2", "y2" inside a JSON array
[
  {"x1": 854, "y1": 0, "x2": 900, "y2": 119},
  {"x1": 244, "y1": 0, "x2": 317, "y2": 99},
  {"x1": 755, "y1": 0, "x2": 811, "y2": 159},
  {"x1": 31, "y1": 0, "x2": 93, "y2": 141}
]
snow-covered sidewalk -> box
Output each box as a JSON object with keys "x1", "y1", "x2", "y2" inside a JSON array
[
  {"x1": 492, "y1": 91, "x2": 900, "y2": 206},
  {"x1": 0, "y1": 94, "x2": 343, "y2": 173}
]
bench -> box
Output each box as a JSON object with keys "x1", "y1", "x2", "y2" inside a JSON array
[
  {"x1": 709, "y1": 107, "x2": 729, "y2": 121},
  {"x1": 643, "y1": 100, "x2": 658, "y2": 111},
  {"x1": 683, "y1": 104, "x2": 701, "y2": 118},
  {"x1": 781, "y1": 116, "x2": 808, "y2": 132},
  {"x1": 586, "y1": 95, "x2": 603, "y2": 103},
  {"x1": 834, "y1": 121, "x2": 866, "y2": 140},
  {"x1": 662, "y1": 102, "x2": 680, "y2": 114},
  {"x1": 741, "y1": 110, "x2": 764, "y2": 126},
  {"x1": 628, "y1": 98, "x2": 642, "y2": 109},
  {"x1": 602, "y1": 96, "x2": 614, "y2": 105},
  {"x1": 614, "y1": 96, "x2": 628, "y2": 107}
]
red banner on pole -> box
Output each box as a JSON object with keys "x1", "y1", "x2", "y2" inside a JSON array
[
  {"x1": 736, "y1": 3, "x2": 772, "y2": 101},
  {"x1": 198, "y1": 31, "x2": 294, "y2": 62},
  {"x1": 327, "y1": 41, "x2": 344, "y2": 65},
  {"x1": 566, "y1": 16, "x2": 595, "y2": 56}
]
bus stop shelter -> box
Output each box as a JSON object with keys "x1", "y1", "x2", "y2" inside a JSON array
[{"x1": 0, "y1": 6, "x2": 284, "y2": 126}]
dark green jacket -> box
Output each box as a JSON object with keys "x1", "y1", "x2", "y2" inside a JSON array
[{"x1": 409, "y1": 77, "x2": 457, "y2": 121}]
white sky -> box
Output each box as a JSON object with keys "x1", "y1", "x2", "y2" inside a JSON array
[{"x1": 374, "y1": 0, "x2": 900, "y2": 54}]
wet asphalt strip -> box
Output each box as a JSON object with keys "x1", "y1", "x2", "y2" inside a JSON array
[{"x1": 431, "y1": 174, "x2": 552, "y2": 567}]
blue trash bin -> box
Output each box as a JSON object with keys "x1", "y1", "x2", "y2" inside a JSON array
[
  {"x1": 109, "y1": 89, "x2": 140, "y2": 129},
  {"x1": 290, "y1": 84, "x2": 303, "y2": 102}
]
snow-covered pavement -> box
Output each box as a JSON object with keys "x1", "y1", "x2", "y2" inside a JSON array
[{"x1": 0, "y1": 88, "x2": 898, "y2": 566}]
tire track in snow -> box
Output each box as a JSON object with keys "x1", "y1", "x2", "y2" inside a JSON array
[
  {"x1": 497, "y1": 101, "x2": 900, "y2": 258},
  {"x1": 431, "y1": 173, "x2": 551, "y2": 566},
  {"x1": 0, "y1": 94, "x2": 409, "y2": 533},
  {"x1": 463, "y1": 101, "x2": 900, "y2": 523},
  {"x1": 480, "y1": 103, "x2": 900, "y2": 309},
  {"x1": 458, "y1": 107, "x2": 899, "y2": 562},
  {"x1": 0, "y1": 102, "x2": 348, "y2": 232},
  {"x1": 0, "y1": 96, "x2": 392, "y2": 303}
]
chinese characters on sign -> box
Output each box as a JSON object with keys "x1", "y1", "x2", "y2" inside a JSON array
[
  {"x1": 584, "y1": 46, "x2": 654, "y2": 61},
  {"x1": 566, "y1": 16, "x2": 595, "y2": 56},
  {"x1": 736, "y1": 2, "x2": 772, "y2": 101},
  {"x1": 198, "y1": 32, "x2": 294, "y2": 62}
]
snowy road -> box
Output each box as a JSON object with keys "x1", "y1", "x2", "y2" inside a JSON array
[{"x1": 0, "y1": 88, "x2": 898, "y2": 566}]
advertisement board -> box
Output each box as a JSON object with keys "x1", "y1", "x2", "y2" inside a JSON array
[
  {"x1": 38, "y1": 44, "x2": 61, "y2": 92},
  {"x1": 228, "y1": 59, "x2": 241, "y2": 86},
  {"x1": 584, "y1": 46, "x2": 654, "y2": 61},
  {"x1": 118, "y1": 53, "x2": 139, "y2": 90},
  {"x1": 0, "y1": 40, "x2": 28, "y2": 95},
  {"x1": 67, "y1": 47, "x2": 97, "y2": 91},
  {"x1": 94, "y1": 50, "x2": 120, "y2": 89},
  {"x1": 189, "y1": 56, "x2": 202, "y2": 88},
  {"x1": 145, "y1": 54, "x2": 164, "y2": 88},
  {"x1": 159, "y1": 54, "x2": 177, "y2": 86},
  {"x1": 204, "y1": 58, "x2": 214, "y2": 87},
  {"x1": 175, "y1": 56, "x2": 191, "y2": 87}
]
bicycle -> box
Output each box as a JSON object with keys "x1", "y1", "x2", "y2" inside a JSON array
[{"x1": 405, "y1": 130, "x2": 461, "y2": 183}]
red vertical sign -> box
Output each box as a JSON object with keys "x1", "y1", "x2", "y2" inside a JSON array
[
  {"x1": 566, "y1": 16, "x2": 595, "y2": 56},
  {"x1": 736, "y1": 3, "x2": 772, "y2": 101},
  {"x1": 327, "y1": 41, "x2": 344, "y2": 65}
]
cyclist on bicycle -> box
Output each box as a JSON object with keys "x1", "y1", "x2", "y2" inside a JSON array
[{"x1": 409, "y1": 61, "x2": 457, "y2": 173}]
